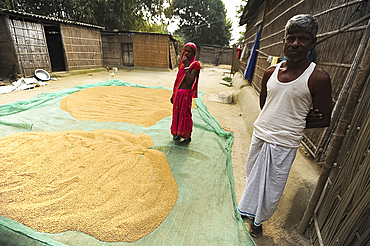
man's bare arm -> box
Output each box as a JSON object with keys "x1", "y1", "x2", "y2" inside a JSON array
[
  {"x1": 260, "y1": 66, "x2": 276, "y2": 109},
  {"x1": 306, "y1": 68, "x2": 332, "y2": 128}
]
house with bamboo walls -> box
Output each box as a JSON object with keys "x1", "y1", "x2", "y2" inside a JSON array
[
  {"x1": 0, "y1": 9, "x2": 104, "y2": 79},
  {"x1": 101, "y1": 30, "x2": 178, "y2": 70},
  {"x1": 238, "y1": 0, "x2": 369, "y2": 160},
  {"x1": 60, "y1": 24, "x2": 103, "y2": 71},
  {"x1": 237, "y1": 0, "x2": 370, "y2": 245},
  {"x1": 197, "y1": 45, "x2": 233, "y2": 66}
]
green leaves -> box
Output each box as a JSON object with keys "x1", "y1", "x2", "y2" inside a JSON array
[
  {"x1": 172, "y1": 0, "x2": 232, "y2": 46},
  {"x1": 1, "y1": 0, "x2": 170, "y2": 31}
]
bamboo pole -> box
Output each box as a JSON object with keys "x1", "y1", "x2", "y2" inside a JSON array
[
  {"x1": 313, "y1": 214, "x2": 324, "y2": 246},
  {"x1": 315, "y1": 13, "x2": 370, "y2": 45},
  {"x1": 313, "y1": 0, "x2": 363, "y2": 18},
  {"x1": 316, "y1": 15, "x2": 370, "y2": 160},
  {"x1": 263, "y1": 0, "x2": 305, "y2": 29},
  {"x1": 297, "y1": 20, "x2": 370, "y2": 234},
  {"x1": 256, "y1": 15, "x2": 369, "y2": 61},
  {"x1": 255, "y1": 49, "x2": 269, "y2": 57}
]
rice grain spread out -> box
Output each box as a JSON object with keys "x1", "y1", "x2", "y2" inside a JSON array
[
  {"x1": 0, "y1": 86, "x2": 180, "y2": 242},
  {"x1": 60, "y1": 86, "x2": 174, "y2": 127}
]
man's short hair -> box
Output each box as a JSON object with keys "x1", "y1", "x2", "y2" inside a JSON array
[{"x1": 285, "y1": 14, "x2": 318, "y2": 39}]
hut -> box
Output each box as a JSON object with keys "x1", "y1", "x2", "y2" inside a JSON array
[
  {"x1": 0, "y1": 9, "x2": 104, "y2": 79},
  {"x1": 197, "y1": 45, "x2": 233, "y2": 66},
  {"x1": 101, "y1": 30, "x2": 178, "y2": 69},
  {"x1": 237, "y1": 0, "x2": 370, "y2": 245}
]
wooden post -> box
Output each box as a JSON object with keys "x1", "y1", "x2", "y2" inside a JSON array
[
  {"x1": 231, "y1": 44, "x2": 239, "y2": 75},
  {"x1": 297, "y1": 21, "x2": 370, "y2": 234},
  {"x1": 315, "y1": 14, "x2": 370, "y2": 160}
]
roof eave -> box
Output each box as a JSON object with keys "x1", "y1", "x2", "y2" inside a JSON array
[{"x1": 0, "y1": 8, "x2": 105, "y2": 29}]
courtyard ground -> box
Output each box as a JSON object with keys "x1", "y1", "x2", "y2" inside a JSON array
[{"x1": 0, "y1": 65, "x2": 319, "y2": 245}]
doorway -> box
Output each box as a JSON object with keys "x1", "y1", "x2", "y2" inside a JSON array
[
  {"x1": 44, "y1": 25, "x2": 66, "y2": 71},
  {"x1": 121, "y1": 43, "x2": 134, "y2": 66}
]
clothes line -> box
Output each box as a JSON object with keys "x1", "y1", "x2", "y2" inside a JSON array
[
  {"x1": 256, "y1": 49, "x2": 284, "y2": 66},
  {"x1": 247, "y1": 13, "x2": 370, "y2": 66}
]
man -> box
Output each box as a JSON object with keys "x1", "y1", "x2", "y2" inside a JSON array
[
  {"x1": 170, "y1": 42, "x2": 201, "y2": 144},
  {"x1": 237, "y1": 14, "x2": 332, "y2": 238}
]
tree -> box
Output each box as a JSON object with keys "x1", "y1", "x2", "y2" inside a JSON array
[
  {"x1": 139, "y1": 21, "x2": 168, "y2": 33},
  {"x1": 235, "y1": 0, "x2": 248, "y2": 44},
  {"x1": 172, "y1": 0, "x2": 232, "y2": 46},
  {"x1": 0, "y1": 0, "x2": 170, "y2": 31}
]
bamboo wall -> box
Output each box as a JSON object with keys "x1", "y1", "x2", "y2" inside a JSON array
[
  {"x1": 0, "y1": 15, "x2": 19, "y2": 78},
  {"x1": 312, "y1": 74, "x2": 369, "y2": 246},
  {"x1": 240, "y1": 1, "x2": 370, "y2": 245},
  {"x1": 169, "y1": 41, "x2": 178, "y2": 69},
  {"x1": 61, "y1": 24, "x2": 102, "y2": 71},
  {"x1": 240, "y1": 0, "x2": 370, "y2": 159},
  {"x1": 197, "y1": 45, "x2": 233, "y2": 65},
  {"x1": 101, "y1": 33, "x2": 133, "y2": 66},
  {"x1": 1, "y1": 16, "x2": 51, "y2": 77},
  {"x1": 133, "y1": 33, "x2": 169, "y2": 68}
]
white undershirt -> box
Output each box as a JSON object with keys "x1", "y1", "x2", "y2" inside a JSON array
[{"x1": 253, "y1": 62, "x2": 315, "y2": 148}]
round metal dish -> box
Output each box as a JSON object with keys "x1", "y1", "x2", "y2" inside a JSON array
[{"x1": 34, "y1": 69, "x2": 51, "y2": 81}]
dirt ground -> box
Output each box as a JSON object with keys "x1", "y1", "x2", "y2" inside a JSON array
[{"x1": 0, "y1": 65, "x2": 318, "y2": 245}]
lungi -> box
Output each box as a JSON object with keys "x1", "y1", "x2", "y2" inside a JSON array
[
  {"x1": 237, "y1": 134, "x2": 297, "y2": 226},
  {"x1": 171, "y1": 89, "x2": 193, "y2": 138}
]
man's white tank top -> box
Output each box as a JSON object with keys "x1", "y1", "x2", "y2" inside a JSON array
[{"x1": 253, "y1": 61, "x2": 315, "y2": 148}]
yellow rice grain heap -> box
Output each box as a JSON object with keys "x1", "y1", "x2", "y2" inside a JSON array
[
  {"x1": 0, "y1": 129, "x2": 178, "y2": 242},
  {"x1": 60, "y1": 86, "x2": 174, "y2": 127}
]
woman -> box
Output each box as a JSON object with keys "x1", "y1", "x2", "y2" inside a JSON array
[{"x1": 170, "y1": 42, "x2": 201, "y2": 144}]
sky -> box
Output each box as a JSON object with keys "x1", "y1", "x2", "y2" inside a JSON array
[
  {"x1": 223, "y1": 0, "x2": 246, "y2": 44},
  {"x1": 167, "y1": 0, "x2": 246, "y2": 45}
]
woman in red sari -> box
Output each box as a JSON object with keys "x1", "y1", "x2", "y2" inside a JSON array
[{"x1": 170, "y1": 42, "x2": 201, "y2": 143}]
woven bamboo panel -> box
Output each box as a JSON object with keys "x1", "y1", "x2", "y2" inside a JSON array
[
  {"x1": 5, "y1": 17, "x2": 50, "y2": 77},
  {"x1": 240, "y1": 0, "x2": 370, "y2": 158},
  {"x1": 133, "y1": 33, "x2": 169, "y2": 68},
  {"x1": 61, "y1": 24, "x2": 102, "y2": 70},
  {"x1": 101, "y1": 33, "x2": 133, "y2": 66},
  {"x1": 313, "y1": 75, "x2": 370, "y2": 246},
  {"x1": 240, "y1": 0, "x2": 370, "y2": 245},
  {"x1": 198, "y1": 45, "x2": 233, "y2": 65},
  {"x1": 0, "y1": 16, "x2": 19, "y2": 78},
  {"x1": 169, "y1": 41, "x2": 178, "y2": 69}
]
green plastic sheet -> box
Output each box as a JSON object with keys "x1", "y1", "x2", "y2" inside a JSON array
[{"x1": 0, "y1": 80, "x2": 255, "y2": 245}]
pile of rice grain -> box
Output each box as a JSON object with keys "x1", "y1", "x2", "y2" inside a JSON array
[
  {"x1": 0, "y1": 129, "x2": 178, "y2": 242},
  {"x1": 60, "y1": 86, "x2": 174, "y2": 127}
]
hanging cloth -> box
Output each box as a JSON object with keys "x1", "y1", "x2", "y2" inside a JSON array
[
  {"x1": 244, "y1": 25, "x2": 262, "y2": 80},
  {"x1": 307, "y1": 48, "x2": 316, "y2": 63},
  {"x1": 270, "y1": 56, "x2": 279, "y2": 66}
]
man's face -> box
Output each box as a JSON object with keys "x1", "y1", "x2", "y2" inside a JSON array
[
  {"x1": 283, "y1": 32, "x2": 315, "y2": 62},
  {"x1": 184, "y1": 46, "x2": 195, "y2": 60}
]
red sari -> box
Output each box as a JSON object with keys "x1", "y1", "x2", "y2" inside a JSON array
[{"x1": 171, "y1": 42, "x2": 201, "y2": 139}]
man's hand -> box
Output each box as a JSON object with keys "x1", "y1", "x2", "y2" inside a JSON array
[
  {"x1": 307, "y1": 67, "x2": 332, "y2": 128},
  {"x1": 306, "y1": 108, "x2": 322, "y2": 122}
]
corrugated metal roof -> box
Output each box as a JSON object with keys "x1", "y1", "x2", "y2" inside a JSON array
[
  {"x1": 101, "y1": 30, "x2": 176, "y2": 41},
  {"x1": 239, "y1": 0, "x2": 267, "y2": 26},
  {"x1": 0, "y1": 8, "x2": 105, "y2": 29}
]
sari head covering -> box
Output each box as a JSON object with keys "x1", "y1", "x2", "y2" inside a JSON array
[
  {"x1": 173, "y1": 42, "x2": 201, "y2": 98},
  {"x1": 179, "y1": 42, "x2": 197, "y2": 68}
]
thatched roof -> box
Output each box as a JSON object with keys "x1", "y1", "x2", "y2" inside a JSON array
[
  {"x1": 101, "y1": 29, "x2": 176, "y2": 42},
  {"x1": 239, "y1": 0, "x2": 267, "y2": 26},
  {"x1": 0, "y1": 8, "x2": 105, "y2": 29}
]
